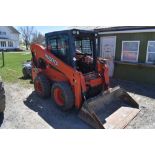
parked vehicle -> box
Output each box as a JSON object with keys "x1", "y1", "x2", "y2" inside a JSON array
[
  {"x1": 0, "y1": 77, "x2": 5, "y2": 113},
  {"x1": 22, "y1": 61, "x2": 32, "y2": 79},
  {"x1": 30, "y1": 29, "x2": 140, "y2": 129}
]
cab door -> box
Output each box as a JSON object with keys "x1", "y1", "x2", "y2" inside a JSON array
[{"x1": 47, "y1": 34, "x2": 72, "y2": 66}]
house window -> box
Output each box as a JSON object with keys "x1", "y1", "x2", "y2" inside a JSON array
[
  {"x1": 0, "y1": 41, "x2": 6, "y2": 47},
  {"x1": 8, "y1": 41, "x2": 13, "y2": 47},
  {"x1": 0, "y1": 31, "x2": 6, "y2": 35},
  {"x1": 146, "y1": 41, "x2": 155, "y2": 64},
  {"x1": 121, "y1": 41, "x2": 140, "y2": 62}
]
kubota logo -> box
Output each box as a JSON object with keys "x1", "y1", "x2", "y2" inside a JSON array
[{"x1": 45, "y1": 54, "x2": 58, "y2": 66}]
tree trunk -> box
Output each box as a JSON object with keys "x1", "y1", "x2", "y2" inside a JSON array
[{"x1": 25, "y1": 41, "x2": 29, "y2": 50}]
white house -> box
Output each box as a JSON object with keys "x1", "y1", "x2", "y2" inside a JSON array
[{"x1": 0, "y1": 26, "x2": 20, "y2": 50}]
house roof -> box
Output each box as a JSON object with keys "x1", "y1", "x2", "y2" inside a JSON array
[
  {"x1": 46, "y1": 29, "x2": 95, "y2": 37},
  {"x1": 95, "y1": 26, "x2": 155, "y2": 32},
  {"x1": 7, "y1": 26, "x2": 20, "y2": 34}
]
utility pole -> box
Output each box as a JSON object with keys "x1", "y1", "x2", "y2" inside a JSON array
[
  {"x1": 1, "y1": 49, "x2": 6, "y2": 67},
  {"x1": 2, "y1": 50, "x2": 4, "y2": 67}
]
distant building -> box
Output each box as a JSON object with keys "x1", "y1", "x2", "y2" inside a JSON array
[
  {"x1": 95, "y1": 26, "x2": 155, "y2": 85},
  {"x1": 0, "y1": 26, "x2": 20, "y2": 50}
]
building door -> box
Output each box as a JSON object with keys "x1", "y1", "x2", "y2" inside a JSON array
[{"x1": 100, "y1": 36, "x2": 116, "y2": 77}]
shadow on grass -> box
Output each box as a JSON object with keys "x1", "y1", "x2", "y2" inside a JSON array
[
  {"x1": 18, "y1": 76, "x2": 33, "y2": 84},
  {"x1": 24, "y1": 91, "x2": 91, "y2": 129},
  {"x1": 0, "y1": 65, "x2": 4, "y2": 68},
  {"x1": 111, "y1": 78, "x2": 155, "y2": 99}
]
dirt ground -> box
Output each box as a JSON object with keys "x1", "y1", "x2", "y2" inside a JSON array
[{"x1": 0, "y1": 79, "x2": 155, "y2": 129}]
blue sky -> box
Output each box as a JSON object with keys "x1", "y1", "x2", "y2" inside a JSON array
[{"x1": 16, "y1": 26, "x2": 68, "y2": 34}]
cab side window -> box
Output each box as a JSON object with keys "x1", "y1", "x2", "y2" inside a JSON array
[{"x1": 49, "y1": 39, "x2": 57, "y2": 52}]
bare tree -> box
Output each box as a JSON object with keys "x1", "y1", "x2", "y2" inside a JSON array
[
  {"x1": 32, "y1": 31, "x2": 45, "y2": 45},
  {"x1": 20, "y1": 26, "x2": 34, "y2": 50}
]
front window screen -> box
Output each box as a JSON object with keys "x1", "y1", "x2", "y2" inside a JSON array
[{"x1": 75, "y1": 37, "x2": 93, "y2": 54}]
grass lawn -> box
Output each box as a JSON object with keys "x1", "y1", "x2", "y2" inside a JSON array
[{"x1": 0, "y1": 51, "x2": 31, "y2": 84}]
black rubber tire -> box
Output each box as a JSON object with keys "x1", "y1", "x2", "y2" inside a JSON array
[
  {"x1": 0, "y1": 81, "x2": 5, "y2": 113},
  {"x1": 34, "y1": 74, "x2": 51, "y2": 98},
  {"x1": 51, "y1": 82, "x2": 74, "y2": 111},
  {"x1": 22, "y1": 67, "x2": 30, "y2": 79}
]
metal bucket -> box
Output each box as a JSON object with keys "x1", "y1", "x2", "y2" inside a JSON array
[{"x1": 79, "y1": 86, "x2": 140, "y2": 129}]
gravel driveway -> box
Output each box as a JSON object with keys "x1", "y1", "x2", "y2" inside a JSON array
[
  {"x1": 0, "y1": 82, "x2": 90, "y2": 129},
  {"x1": 0, "y1": 79, "x2": 155, "y2": 129},
  {"x1": 111, "y1": 79, "x2": 155, "y2": 129}
]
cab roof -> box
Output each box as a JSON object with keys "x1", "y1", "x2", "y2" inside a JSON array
[{"x1": 45, "y1": 29, "x2": 95, "y2": 38}]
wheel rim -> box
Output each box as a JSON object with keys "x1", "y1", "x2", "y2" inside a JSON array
[
  {"x1": 54, "y1": 87, "x2": 65, "y2": 106},
  {"x1": 35, "y1": 80, "x2": 43, "y2": 94}
]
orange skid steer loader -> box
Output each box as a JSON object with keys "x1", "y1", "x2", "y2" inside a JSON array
[{"x1": 30, "y1": 29, "x2": 140, "y2": 129}]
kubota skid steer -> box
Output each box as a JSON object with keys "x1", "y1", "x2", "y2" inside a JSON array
[{"x1": 30, "y1": 29, "x2": 140, "y2": 129}]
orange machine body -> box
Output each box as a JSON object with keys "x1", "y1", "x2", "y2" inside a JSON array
[{"x1": 31, "y1": 44, "x2": 109, "y2": 109}]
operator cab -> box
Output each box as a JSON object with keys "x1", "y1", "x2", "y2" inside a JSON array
[{"x1": 45, "y1": 29, "x2": 97, "y2": 74}]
